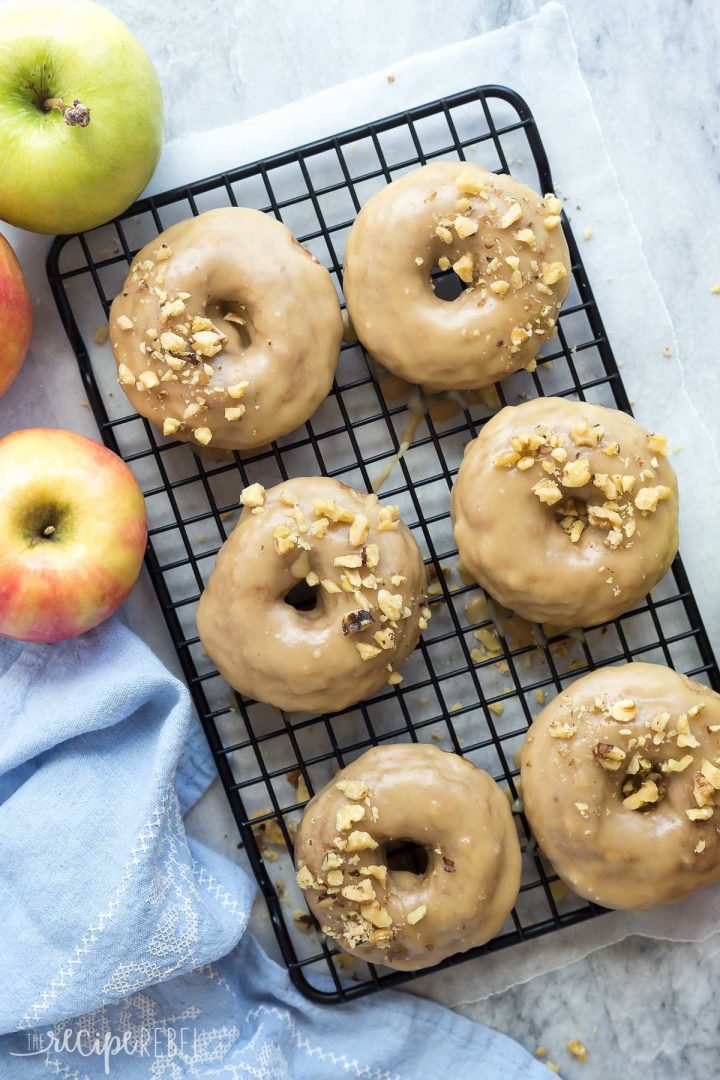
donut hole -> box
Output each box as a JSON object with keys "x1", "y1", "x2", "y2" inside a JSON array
[
  {"x1": 284, "y1": 579, "x2": 321, "y2": 614},
  {"x1": 206, "y1": 300, "x2": 253, "y2": 349},
  {"x1": 385, "y1": 839, "x2": 430, "y2": 876},
  {"x1": 433, "y1": 268, "x2": 468, "y2": 303}
]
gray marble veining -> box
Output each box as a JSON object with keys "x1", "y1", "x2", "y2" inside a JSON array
[
  {"x1": 112, "y1": 1, "x2": 719, "y2": 1076},
  {"x1": 10, "y1": 0, "x2": 719, "y2": 1075}
]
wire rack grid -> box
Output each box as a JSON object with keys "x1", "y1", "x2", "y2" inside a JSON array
[{"x1": 47, "y1": 84, "x2": 719, "y2": 1004}]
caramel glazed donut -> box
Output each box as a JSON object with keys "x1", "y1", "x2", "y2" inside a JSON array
[
  {"x1": 343, "y1": 161, "x2": 571, "y2": 390},
  {"x1": 522, "y1": 663, "x2": 720, "y2": 910},
  {"x1": 196, "y1": 477, "x2": 431, "y2": 714},
  {"x1": 294, "y1": 743, "x2": 521, "y2": 970},
  {"x1": 452, "y1": 397, "x2": 679, "y2": 628},
  {"x1": 109, "y1": 207, "x2": 343, "y2": 451}
]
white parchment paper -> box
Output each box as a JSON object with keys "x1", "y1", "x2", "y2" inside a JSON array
[{"x1": 2, "y1": 2, "x2": 719, "y2": 1006}]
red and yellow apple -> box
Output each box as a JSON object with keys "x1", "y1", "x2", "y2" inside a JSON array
[
  {"x1": 0, "y1": 234, "x2": 32, "y2": 396},
  {"x1": 0, "y1": 429, "x2": 147, "y2": 643}
]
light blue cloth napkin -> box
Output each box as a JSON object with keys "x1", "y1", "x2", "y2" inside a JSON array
[{"x1": 0, "y1": 620, "x2": 549, "y2": 1079}]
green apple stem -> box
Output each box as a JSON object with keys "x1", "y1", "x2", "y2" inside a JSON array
[{"x1": 43, "y1": 97, "x2": 91, "y2": 128}]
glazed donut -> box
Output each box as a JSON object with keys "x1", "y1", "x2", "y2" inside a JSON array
[
  {"x1": 521, "y1": 663, "x2": 720, "y2": 909},
  {"x1": 343, "y1": 161, "x2": 571, "y2": 390},
  {"x1": 109, "y1": 207, "x2": 342, "y2": 451},
  {"x1": 294, "y1": 743, "x2": 521, "y2": 970},
  {"x1": 196, "y1": 477, "x2": 430, "y2": 713},
  {"x1": 451, "y1": 397, "x2": 679, "y2": 627}
]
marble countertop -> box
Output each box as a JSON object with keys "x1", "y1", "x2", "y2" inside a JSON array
[{"x1": 9, "y1": 0, "x2": 720, "y2": 1076}]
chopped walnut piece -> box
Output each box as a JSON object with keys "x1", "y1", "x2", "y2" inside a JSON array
[
  {"x1": 163, "y1": 418, "x2": 181, "y2": 437},
  {"x1": 194, "y1": 427, "x2": 212, "y2": 446},
  {"x1": 499, "y1": 203, "x2": 523, "y2": 229},
  {"x1": 137, "y1": 370, "x2": 160, "y2": 390},
  {"x1": 225, "y1": 406, "x2": 245, "y2": 422},
  {"x1": 321, "y1": 579, "x2": 342, "y2": 595},
  {"x1": 647, "y1": 433, "x2": 668, "y2": 456},
  {"x1": 455, "y1": 169, "x2": 486, "y2": 195},
  {"x1": 227, "y1": 380, "x2": 249, "y2": 399},
  {"x1": 336, "y1": 779, "x2": 370, "y2": 801},
  {"x1": 345, "y1": 830, "x2": 379, "y2": 852},
  {"x1": 544, "y1": 215, "x2": 562, "y2": 230},
  {"x1": 687, "y1": 807, "x2": 714, "y2": 821},
  {"x1": 532, "y1": 478, "x2": 563, "y2": 505},
  {"x1": 437, "y1": 256, "x2": 451, "y2": 271},
  {"x1": 453, "y1": 253, "x2": 474, "y2": 283},
  {"x1": 117, "y1": 363, "x2": 135, "y2": 386},
  {"x1": 515, "y1": 227, "x2": 535, "y2": 246},
  {"x1": 356, "y1": 642, "x2": 381, "y2": 661},
  {"x1": 378, "y1": 505, "x2": 400, "y2": 531},
  {"x1": 406, "y1": 904, "x2": 427, "y2": 925},
  {"x1": 609, "y1": 698, "x2": 637, "y2": 722},
  {"x1": 435, "y1": 225, "x2": 453, "y2": 244},
  {"x1": 541, "y1": 261, "x2": 567, "y2": 286},
  {"x1": 574, "y1": 802, "x2": 590, "y2": 818},
  {"x1": 593, "y1": 742, "x2": 627, "y2": 771},
  {"x1": 335, "y1": 553, "x2": 363, "y2": 569},
  {"x1": 336, "y1": 804, "x2": 365, "y2": 832},
  {"x1": 489, "y1": 279, "x2": 510, "y2": 297},
  {"x1": 701, "y1": 759, "x2": 720, "y2": 789},
  {"x1": 549, "y1": 719, "x2": 577, "y2": 739},
  {"x1": 662, "y1": 755, "x2": 694, "y2": 773},
  {"x1": 695, "y1": 839, "x2": 706, "y2": 854},
  {"x1": 374, "y1": 628, "x2": 395, "y2": 650},
  {"x1": 377, "y1": 589, "x2": 404, "y2": 621},
  {"x1": 321, "y1": 850, "x2": 344, "y2": 872},
  {"x1": 296, "y1": 866, "x2": 315, "y2": 890},
  {"x1": 360, "y1": 901, "x2": 393, "y2": 927},
  {"x1": 160, "y1": 331, "x2": 185, "y2": 353},
  {"x1": 692, "y1": 771, "x2": 714, "y2": 808},
  {"x1": 454, "y1": 215, "x2": 479, "y2": 239},
  {"x1": 342, "y1": 610, "x2": 374, "y2": 635},
  {"x1": 561, "y1": 457, "x2": 592, "y2": 488},
  {"x1": 342, "y1": 879, "x2": 376, "y2": 903},
  {"x1": 160, "y1": 298, "x2": 185, "y2": 322},
  {"x1": 116, "y1": 314, "x2": 134, "y2": 330},
  {"x1": 635, "y1": 486, "x2": 672, "y2": 512},
  {"x1": 567, "y1": 1039, "x2": 588, "y2": 1062},
  {"x1": 349, "y1": 514, "x2": 370, "y2": 547},
  {"x1": 623, "y1": 779, "x2": 660, "y2": 810}
]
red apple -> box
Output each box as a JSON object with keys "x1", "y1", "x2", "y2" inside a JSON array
[
  {"x1": 0, "y1": 429, "x2": 147, "y2": 642},
  {"x1": 0, "y1": 234, "x2": 32, "y2": 396}
]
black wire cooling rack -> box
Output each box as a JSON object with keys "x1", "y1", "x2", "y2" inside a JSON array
[{"x1": 47, "y1": 84, "x2": 719, "y2": 1004}]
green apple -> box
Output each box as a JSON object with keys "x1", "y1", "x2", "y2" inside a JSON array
[{"x1": 0, "y1": 0, "x2": 164, "y2": 234}]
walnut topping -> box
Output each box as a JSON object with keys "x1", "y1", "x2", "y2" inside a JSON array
[
  {"x1": 490, "y1": 279, "x2": 510, "y2": 297},
  {"x1": 515, "y1": 227, "x2": 535, "y2": 246},
  {"x1": 543, "y1": 193, "x2": 562, "y2": 214},
  {"x1": 225, "y1": 406, "x2": 245, "y2": 422},
  {"x1": 336, "y1": 804, "x2": 365, "y2": 832},
  {"x1": 335, "y1": 553, "x2": 363, "y2": 569},
  {"x1": 116, "y1": 314, "x2": 134, "y2": 330},
  {"x1": 374, "y1": 628, "x2": 395, "y2": 650},
  {"x1": 321, "y1": 579, "x2": 341, "y2": 595},
  {"x1": 561, "y1": 458, "x2": 592, "y2": 488},
  {"x1": 336, "y1": 779, "x2": 370, "y2": 801},
  {"x1": 342, "y1": 609, "x2": 374, "y2": 636},
  {"x1": 435, "y1": 225, "x2": 453, "y2": 244},
  {"x1": 593, "y1": 742, "x2": 627, "y2": 771},
  {"x1": 349, "y1": 514, "x2": 370, "y2": 547},
  {"x1": 345, "y1": 830, "x2": 379, "y2": 852},
  {"x1": 321, "y1": 850, "x2": 344, "y2": 871},
  {"x1": 406, "y1": 904, "x2": 427, "y2": 925},
  {"x1": 532, "y1": 478, "x2": 563, "y2": 505},
  {"x1": 296, "y1": 866, "x2": 315, "y2": 890},
  {"x1": 194, "y1": 427, "x2": 213, "y2": 446},
  {"x1": 137, "y1": 370, "x2": 160, "y2": 390},
  {"x1": 609, "y1": 699, "x2": 637, "y2": 722},
  {"x1": 342, "y1": 879, "x2": 376, "y2": 903},
  {"x1": 695, "y1": 839, "x2": 707, "y2": 853},
  {"x1": 499, "y1": 202, "x2": 523, "y2": 229},
  {"x1": 159, "y1": 298, "x2": 185, "y2": 322},
  {"x1": 437, "y1": 256, "x2": 451, "y2": 271},
  {"x1": 692, "y1": 772, "x2": 714, "y2": 807},
  {"x1": 623, "y1": 779, "x2": 660, "y2": 810},
  {"x1": 549, "y1": 719, "x2": 577, "y2": 739},
  {"x1": 163, "y1": 418, "x2": 181, "y2": 436},
  {"x1": 543, "y1": 215, "x2": 561, "y2": 230},
  {"x1": 454, "y1": 215, "x2": 479, "y2": 239},
  {"x1": 647, "y1": 433, "x2": 668, "y2": 456},
  {"x1": 701, "y1": 759, "x2": 720, "y2": 789},
  {"x1": 455, "y1": 170, "x2": 486, "y2": 195},
  {"x1": 117, "y1": 363, "x2": 135, "y2": 385},
  {"x1": 574, "y1": 802, "x2": 590, "y2": 818},
  {"x1": 661, "y1": 754, "x2": 694, "y2": 773},
  {"x1": 356, "y1": 642, "x2": 381, "y2": 660},
  {"x1": 378, "y1": 505, "x2": 400, "y2": 531},
  {"x1": 686, "y1": 807, "x2": 714, "y2": 821},
  {"x1": 360, "y1": 902, "x2": 393, "y2": 928},
  {"x1": 227, "y1": 380, "x2": 249, "y2": 399},
  {"x1": 541, "y1": 261, "x2": 567, "y2": 286},
  {"x1": 676, "y1": 713, "x2": 700, "y2": 748},
  {"x1": 634, "y1": 486, "x2": 673, "y2": 512},
  {"x1": 453, "y1": 253, "x2": 474, "y2": 283}
]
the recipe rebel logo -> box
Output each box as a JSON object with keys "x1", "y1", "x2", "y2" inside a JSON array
[{"x1": 9, "y1": 1025, "x2": 201, "y2": 1074}]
